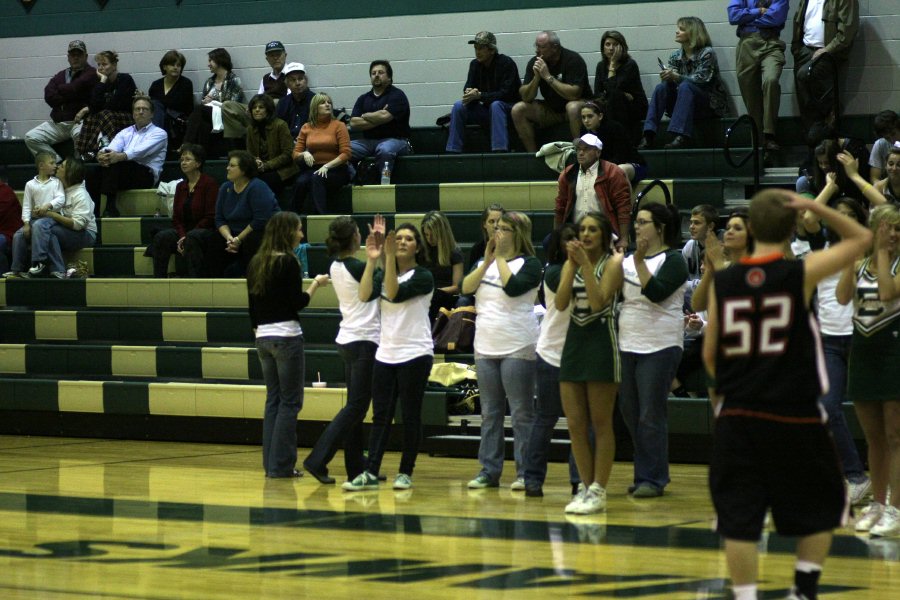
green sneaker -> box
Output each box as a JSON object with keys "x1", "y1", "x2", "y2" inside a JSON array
[
  {"x1": 342, "y1": 471, "x2": 379, "y2": 491},
  {"x1": 393, "y1": 473, "x2": 412, "y2": 490},
  {"x1": 467, "y1": 474, "x2": 498, "y2": 489}
]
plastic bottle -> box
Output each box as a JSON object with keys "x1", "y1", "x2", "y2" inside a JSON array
[
  {"x1": 0, "y1": 119, "x2": 9, "y2": 140},
  {"x1": 380, "y1": 161, "x2": 391, "y2": 185}
]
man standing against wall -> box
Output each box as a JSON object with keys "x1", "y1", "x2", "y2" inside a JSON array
[
  {"x1": 791, "y1": 0, "x2": 859, "y2": 127},
  {"x1": 349, "y1": 60, "x2": 411, "y2": 184},
  {"x1": 445, "y1": 31, "x2": 520, "y2": 154},
  {"x1": 728, "y1": 0, "x2": 788, "y2": 151},
  {"x1": 512, "y1": 31, "x2": 590, "y2": 153},
  {"x1": 25, "y1": 40, "x2": 98, "y2": 162}
]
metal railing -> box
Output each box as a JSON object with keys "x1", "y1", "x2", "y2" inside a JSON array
[{"x1": 724, "y1": 114, "x2": 760, "y2": 196}]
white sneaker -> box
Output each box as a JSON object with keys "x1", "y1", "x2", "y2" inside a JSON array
[
  {"x1": 573, "y1": 483, "x2": 607, "y2": 515},
  {"x1": 855, "y1": 501, "x2": 885, "y2": 532},
  {"x1": 510, "y1": 477, "x2": 526, "y2": 491},
  {"x1": 393, "y1": 473, "x2": 412, "y2": 490},
  {"x1": 847, "y1": 479, "x2": 872, "y2": 505},
  {"x1": 565, "y1": 483, "x2": 587, "y2": 514},
  {"x1": 870, "y1": 505, "x2": 900, "y2": 537}
]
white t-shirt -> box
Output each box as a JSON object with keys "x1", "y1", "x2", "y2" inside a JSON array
[
  {"x1": 473, "y1": 256, "x2": 541, "y2": 356},
  {"x1": 619, "y1": 251, "x2": 687, "y2": 353},
  {"x1": 574, "y1": 162, "x2": 600, "y2": 224},
  {"x1": 375, "y1": 265, "x2": 434, "y2": 364},
  {"x1": 803, "y1": 0, "x2": 826, "y2": 48},
  {"x1": 817, "y1": 269, "x2": 854, "y2": 336},
  {"x1": 22, "y1": 176, "x2": 65, "y2": 223},
  {"x1": 535, "y1": 265, "x2": 569, "y2": 367},
  {"x1": 331, "y1": 257, "x2": 380, "y2": 345}
]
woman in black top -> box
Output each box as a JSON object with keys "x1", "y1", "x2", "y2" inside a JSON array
[
  {"x1": 148, "y1": 50, "x2": 195, "y2": 150},
  {"x1": 247, "y1": 211, "x2": 329, "y2": 478},
  {"x1": 75, "y1": 50, "x2": 137, "y2": 158},
  {"x1": 421, "y1": 210, "x2": 464, "y2": 320},
  {"x1": 593, "y1": 31, "x2": 647, "y2": 144}
]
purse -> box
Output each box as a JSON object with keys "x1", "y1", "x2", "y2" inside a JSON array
[{"x1": 432, "y1": 306, "x2": 476, "y2": 353}]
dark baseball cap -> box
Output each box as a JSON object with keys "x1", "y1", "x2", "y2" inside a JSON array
[
  {"x1": 68, "y1": 40, "x2": 87, "y2": 54},
  {"x1": 265, "y1": 41, "x2": 286, "y2": 54},
  {"x1": 468, "y1": 32, "x2": 497, "y2": 49}
]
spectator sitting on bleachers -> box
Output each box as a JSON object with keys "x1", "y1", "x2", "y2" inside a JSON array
[
  {"x1": 579, "y1": 99, "x2": 647, "y2": 185},
  {"x1": 554, "y1": 134, "x2": 631, "y2": 248},
  {"x1": 245, "y1": 94, "x2": 298, "y2": 198},
  {"x1": 639, "y1": 17, "x2": 729, "y2": 150},
  {"x1": 0, "y1": 169, "x2": 25, "y2": 275},
  {"x1": 444, "y1": 31, "x2": 520, "y2": 154},
  {"x1": 144, "y1": 144, "x2": 219, "y2": 278},
  {"x1": 869, "y1": 110, "x2": 899, "y2": 184},
  {"x1": 692, "y1": 210, "x2": 754, "y2": 316},
  {"x1": 349, "y1": 60, "x2": 411, "y2": 184},
  {"x1": 292, "y1": 93, "x2": 352, "y2": 214},
  {"x1": 147, "y1": 50, "x2": 195, "y2": 153},
  {"x1": 74, "y1": 50, "x2": 136, "y2": 160},
  {"x1": 22, "y1": 156, "x2": 97, "y2": 279},
  {"x1": 875, "y1": 144, "x2": 900, "y2": 205},
  {"x1": 182, "y1": 48, "x2": 245, "y2": 154},
  {"x1": 86, "y1": 95, "x2": 167, "y2": 218},
  {"x1": 592, "y1": 30, "x2": 647, "y2": 145},
  {"x1": 214, "y1": 150, "x2": 280, "y2": 278},
  {"x1": 420, "y1": 210, "x2": 464, "y2": 321},
  {"x1": 258, "y1": 41, "x2": 289, "y2": 99},
  {"x1": 2, "y1": 154, "x2": 64, "y2": 277},
  {"x1": 797, "y1": 134, "x2": 869, "y2": 204},
  {"x1": 512, "y1": 31, "x2": 590, "y2": 153},
  {"x1": 275, "y1": 63, "x2": 314, "y2": 140},
  {"x1": 24, "y1": 40, "x2": 98, "y2": 163},
  {"x1": 683, "y1": 204, "x2": 718, "y2": 282}
]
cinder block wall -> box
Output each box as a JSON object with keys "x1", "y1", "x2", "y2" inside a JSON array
[{"x1": 0, "y1": 0, "x2": 897, "y2": 138}]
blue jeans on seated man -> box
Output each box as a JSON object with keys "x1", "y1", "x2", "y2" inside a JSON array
[
  {"x1": 350, "y1": 138, "x2": 411, "y2": 182},
  {"x1": 256, "y1": 334, "x2": 305, "y2": 477},
  {"x1": 643, "y1": 80, "x2": 715, "y2": 139},
  {"x1": 445, "y1": 100, "x2": 513, "y2": 153},
  {"x1": 28, "y1": 218, "x2": 96, "y2": 274},
  {"x1": 475, "y1": 356, "x2": 536, "y2": 484},
  {"x1": 617, "y1": 346, "x2": 682, "y2": 493}
]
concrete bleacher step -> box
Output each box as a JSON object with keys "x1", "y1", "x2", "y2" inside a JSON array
[{"x1": 0, "y1": 376, "x2": 448, "y2": 426}]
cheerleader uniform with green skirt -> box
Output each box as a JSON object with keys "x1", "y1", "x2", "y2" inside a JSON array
[
  {"x1": 847, "y1": 256, "x2": 900, "y2": 402},
  {"x1": 559, "y1": 255, "x2": 620, "y2": 382}
]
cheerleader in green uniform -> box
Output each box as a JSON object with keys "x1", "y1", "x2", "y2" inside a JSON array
[
  {"x1": 837, "y1": 204, "x2": 900, "y2": 537},
  {"x1": 556, "y1": 212, "x2": 624, "y2": 514}
]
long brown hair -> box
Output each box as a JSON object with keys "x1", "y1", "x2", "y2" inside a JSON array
[{"x1": 247, "y1": 211, "x2": 299, "y2": 295}]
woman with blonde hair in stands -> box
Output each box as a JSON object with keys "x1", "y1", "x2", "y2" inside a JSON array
[
  {"x1": 247, "y1": 211, "x2": 328, "y2": 478},
  {"x1": 464, "y1": 211, "x2": 541, "y2": 490},
  {"x1": 837, "y1": 204, "x2": 900, "y2": 537},
  {"x1": 420, "y1": 210, "x2": 464, "y2": 320},
  {"x1": 556, "y1": 212, "x2": 624, "y2": 514},
  {"x1": 292, "y1": 93, "x2": 352, "y2": 214},
  {"x1": 75, "y1": 50, "x2": 137, "y2": 159}
]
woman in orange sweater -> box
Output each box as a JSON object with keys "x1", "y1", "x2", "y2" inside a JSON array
[{"x1": 292, "y1": 93, "x2": 352, "y2": 214}]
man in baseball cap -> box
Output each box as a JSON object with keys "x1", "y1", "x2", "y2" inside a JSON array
[
  {"x1": 259, "y1": 40, "x2": 289, "y2": 98},
  {"x1": 275, "y1": 62, "x2": 315, "y2": 139},
  {"x1": 554, "y1": 132, "x2": 631, "y2": 246},
  {"x1": 445, "y1": 31, "x2": 521, "y2": 153},
  {"x1": 24, "y1": 41, "x2": 98, "y2": 162}
]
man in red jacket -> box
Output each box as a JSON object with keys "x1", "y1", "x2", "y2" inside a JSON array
[
  {"x1": 554, "y1": 133, "x2": 632, "y2": 247},
  {"x1": 0, "y1": 170, "x2": 25, "y2": 274},
  {"x1": 24, "y1": 40, "x2": 98, "y2": 162}
]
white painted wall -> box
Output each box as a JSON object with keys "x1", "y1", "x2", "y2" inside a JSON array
[{"x1": 0, "y1": 0, "x2": 897, "y2": 139}]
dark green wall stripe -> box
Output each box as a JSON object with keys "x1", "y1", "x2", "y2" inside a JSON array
[
  {"x1": 0, "y1": 379, "x2": 58, "y2": 411},
  {"x1": 0, "y1": 0, "x2": 652, "y2": 38},
  {"x1": 103, "y1": 381, "x2": 149, "y2": 415}
]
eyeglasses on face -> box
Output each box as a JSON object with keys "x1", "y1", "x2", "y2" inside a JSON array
[{"x1": 634, "y1": 219, "x2": 654, "y2": 227}]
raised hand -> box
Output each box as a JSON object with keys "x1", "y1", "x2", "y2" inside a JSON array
[
  {"x1": 836, "y1": 151, "x2": 859, "y2": 177},
  {"x1": 383, "y1": 230, "x2": 397, "y2": 256},
  {"x1": 370, "y1": 214, "x2": 386, "y2": 236},
  {"x1": 365, "y1": 229, "x2": 384, "y2": 260},
  {"x1": 705, "y1": 230, "x2": 724, "y2": 270}
]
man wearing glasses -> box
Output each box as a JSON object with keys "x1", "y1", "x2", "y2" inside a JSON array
[{"x1": 87, "y1": 95, "x2": 168, "y2": 217}]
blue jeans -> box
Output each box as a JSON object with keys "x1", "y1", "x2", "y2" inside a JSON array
[
  {"x1": 820, "y1": 334, "x2": 866, "y2": 482},
  {"x1": 256, "y1": 335, "x2": 305, "y2": 477},
  {"x1": 523, "y1": 355, "x2": 562, "y2": 488},
  {"x1": 475, "y1": 356, "x2": 536, "y2": 483},
  {"x1": 292, "y1": 163, "x2": 352, "y2": 214},
  {"x1": 618, "y1": 347, "x2": 682, "y2": 491},
  {"x1": 29, "y1": 217, "x2": 96, "y2": 273},
  {"x1": 445, "y1": 100, "x2": 512, "y2": 153},
  {"x1": 304, "y1": 341, "x2": 376, "y2": 479},
  {"x1": 643, "y1": 81, "x2": 715, "y2": 138},
  {"x1": 350, "y1": 137, "x2": 411, "y2": 181},
  {"x1": 0, "y1": 233, "x2": 9, "y2": 273},
  {"x1": 365, "y1": 355, "x2": 434, "y2": 477}
]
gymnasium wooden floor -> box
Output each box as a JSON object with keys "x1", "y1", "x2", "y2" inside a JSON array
[{"x1": 0, "y1": 436, "x2": 895, "y2": 599}]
